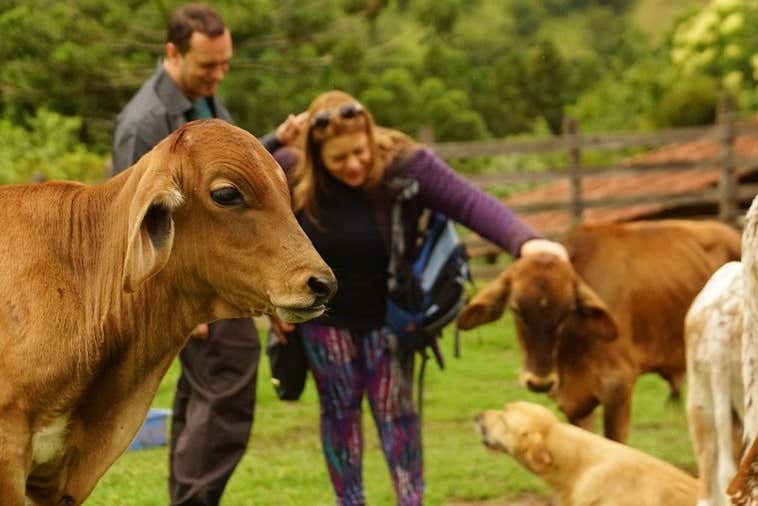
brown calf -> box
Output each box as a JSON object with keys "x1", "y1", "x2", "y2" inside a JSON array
[
  {"x1": 0, "y1": 120, "x2": 336, "y2": 505},
  {"x1": 459, "y1": 220, "x2": 740, "y2": 442}
]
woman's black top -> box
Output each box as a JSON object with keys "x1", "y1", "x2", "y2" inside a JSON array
[{"x1": 297, "y1": 177, "x2": 389, "y2": 329}]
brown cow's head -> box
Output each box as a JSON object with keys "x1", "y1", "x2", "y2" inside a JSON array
[
  {"x1": 121, "y1": 119, "x2": 336, "y2": 323},
  {"x1": 458, "y1": 252, "x2": 616, "y2": 394}
]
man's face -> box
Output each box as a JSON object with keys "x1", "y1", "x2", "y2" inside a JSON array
[{"x1": 167, "y1": 29, "x2": 232, "y2": 100}]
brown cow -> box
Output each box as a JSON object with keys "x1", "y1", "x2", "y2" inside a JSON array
[
  {"x1": 0, "y1": 120, "x2": 336, "y2": 506},
  {"x1": 459, "y1": 219, "x2": 740, "y2": 442}
]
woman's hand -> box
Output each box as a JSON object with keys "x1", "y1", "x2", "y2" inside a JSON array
[
  {"x1": 189, "y1": 323, "x2": 209, "y2": 340},
  {"x1": 519, "y1": 238, "x2": 569, "y2": 262},
  {"x1": 270, "y1": 315, "x2": 296, "y2": 343},
  {"x1": 275, "y1": 112, "x2": 308, "y2": 145}
]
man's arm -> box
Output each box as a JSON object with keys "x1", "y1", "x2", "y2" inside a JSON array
[{"x1": 112, "y1": 124, "x2": 155, "y2": 175}]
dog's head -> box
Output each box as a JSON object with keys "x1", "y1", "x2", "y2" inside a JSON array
[{"x1": 475, "y1": 401, "x2": 557, "y2": 474}]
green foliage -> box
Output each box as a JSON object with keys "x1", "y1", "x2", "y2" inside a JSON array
[
  {"x1": 523, "y1": 40, "x2": 571, "y2": 135},
  {"x1": 413, "y1": 0, "x2": 466, "y2": 33},
  {"x1": 0, "y1": 109, "x2": 107, "y2": 184},
  {"x1": 652, "y1": 75, "x2": 719, "y2": 127},
  {"x1": 0, "y1": 1, "x2": 162, "y2": 149},
  {"x1": 0, "y1": 0, "x2": 750, "y2": 170},
  {"x1": 669, "y1": 0, "x2": 758, "y2": 100},
  {"x1": 568, "y1": 56, "x2": 669, "y2": 132}
]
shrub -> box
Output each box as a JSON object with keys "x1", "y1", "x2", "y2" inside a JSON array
[{"x1": 0, "y1": 109, "x2": 107, "y2": 184}]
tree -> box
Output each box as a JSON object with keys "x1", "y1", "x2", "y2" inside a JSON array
[
  {"x1": 524, "y1": 40, "x2": 572, "y2": 135},
  {"x1": 669, "y1": 0, "x2": 758, "y2": 98}
]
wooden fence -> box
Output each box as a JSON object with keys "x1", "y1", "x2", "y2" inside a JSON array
[{"x1": 427, "y1": 102, "x2": 758, "y2": 263}]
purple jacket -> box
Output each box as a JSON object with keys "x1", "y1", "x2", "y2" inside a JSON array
[
  {"x1": 275, "y1": 146, "x2": 540, "y2": 260},
  {"x1": 375, "y1": 147, "x2": 539, "y2": 259}
]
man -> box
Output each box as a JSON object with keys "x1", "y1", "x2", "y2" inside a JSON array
[{"x1": 112, "y1": 4, "x2": 302, "y2": 505}]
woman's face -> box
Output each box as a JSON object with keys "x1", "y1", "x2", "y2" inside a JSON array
[{"x1": 319, "y1": 131, "x2": 373, "y2": 187}]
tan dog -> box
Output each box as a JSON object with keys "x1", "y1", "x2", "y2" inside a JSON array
[{"x1": 476, "y1": 401, "x2": 698, "y2": 506}]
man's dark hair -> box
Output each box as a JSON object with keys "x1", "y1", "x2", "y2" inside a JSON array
[{"x1": 167, "y1": 3, "x2": 226, "y2": 54}]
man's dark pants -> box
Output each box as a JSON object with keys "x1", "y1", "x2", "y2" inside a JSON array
[{"x1": 169, "y1": 318, "x2": 260, "y2": 506}]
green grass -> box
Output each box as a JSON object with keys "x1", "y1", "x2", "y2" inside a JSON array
[{"x1": 86, "y1": 314, "x2": 693, "y2": 505}]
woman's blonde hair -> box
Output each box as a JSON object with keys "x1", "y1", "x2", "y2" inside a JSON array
[{"x1": 290, "y1": 90, "x2": 415, "y2": 225}]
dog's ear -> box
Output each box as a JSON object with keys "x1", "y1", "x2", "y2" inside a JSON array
[
  {"x1": 523, "y1": 432, "x2": 553, "y2": 474},
  {"x1": 122, "y1": 152, "x2": 183, "y2": 293},
  {"x1": 458, "y1": 268, "x2": 512, "y2": 329}
]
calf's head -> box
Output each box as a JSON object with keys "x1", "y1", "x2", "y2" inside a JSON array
[
  {"x1": 121, "y1": 119, "x2": 336, "y2": 323},
  {"x1": 458, "y1": 252, "x2": 616, "y2": 393}
]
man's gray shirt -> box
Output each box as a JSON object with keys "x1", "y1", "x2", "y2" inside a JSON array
[{"x1": 112, "y1": 64, "x2": 278, "y2": 174}]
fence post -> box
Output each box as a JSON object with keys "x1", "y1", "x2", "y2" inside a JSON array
[
  {"x1": 563, "y1": 117, "x2": 583, "y2": 225},
  {"x1": 717, "y1": 95, "x2": 738, "y2": 227}
]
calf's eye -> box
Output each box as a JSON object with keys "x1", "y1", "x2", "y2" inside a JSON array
[{"x1": 210, "y1": 187, "x2": 244, "y2": 206}]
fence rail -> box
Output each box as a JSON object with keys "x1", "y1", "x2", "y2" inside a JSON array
[{"x1": 427, "y1": 100, "x2": 758, "y2": 264}]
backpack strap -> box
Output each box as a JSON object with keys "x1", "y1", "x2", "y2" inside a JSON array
[{"x1": 387, "y1": 177, "x2": 418, "y2": 293}]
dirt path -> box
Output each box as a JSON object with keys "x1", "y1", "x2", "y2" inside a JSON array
[{"x1": 447, "y1": 493, "x2": 552, "y2": 506}]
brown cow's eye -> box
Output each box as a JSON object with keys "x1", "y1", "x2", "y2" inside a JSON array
[{"x1": 210, "y1": 187, "x2": 244, "y2": 206}]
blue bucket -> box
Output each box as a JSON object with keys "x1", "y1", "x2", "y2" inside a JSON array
[{"x1": 128, "y1": 408, "x2": 172, "y2": 451}]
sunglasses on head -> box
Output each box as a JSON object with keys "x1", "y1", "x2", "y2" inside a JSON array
[{"x1": 310, "y1": 103, "x2": 364, "y2": 129}]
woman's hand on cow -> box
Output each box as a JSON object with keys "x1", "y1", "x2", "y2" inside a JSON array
[
  {"x1": 269, "y1": 315, "x2": 296, "y2": 343},
  {"x1": 275, "y1": 112, "x2": 308, "y2": 146},
  {"x1": 519, "y1": 238, "x2": 569, "y2": 262}
]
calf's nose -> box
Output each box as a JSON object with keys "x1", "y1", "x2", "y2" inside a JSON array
[
  {"x1": 526, "y1": 378, "x2": 554, "y2": 393},
  {"x1": 308, "y1": 275, "x2": 337, "y2": 304}
]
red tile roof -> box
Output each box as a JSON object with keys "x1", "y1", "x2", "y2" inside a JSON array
[{"x1": 501, "y1": 129, "x2": 758, "y2": 237}]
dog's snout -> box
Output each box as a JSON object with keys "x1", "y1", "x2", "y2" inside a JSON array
[{"x1": 307, "y1": 275, "x2": 337, "y2": 304}]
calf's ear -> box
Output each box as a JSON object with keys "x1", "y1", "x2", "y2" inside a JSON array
[
  {"x1": 458, "y1": 268, "x2": 512, "y2": 330},
  {"x1": 122, "y1": 154, "x2": 183, "y2": 293},
  {"x1": 566, "y1": 278, "x2": 617, "y2": 342}
]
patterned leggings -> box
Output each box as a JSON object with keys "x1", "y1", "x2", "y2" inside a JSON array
[{"x1": 300, "y1": 323, "x2": 423, "y2": 506}]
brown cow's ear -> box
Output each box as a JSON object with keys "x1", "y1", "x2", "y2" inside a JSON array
[
  {"x1": 457, "y1": 269, "x2": 512, "y2": 329},
  {"x1": 122, "y1": 158, "x2": 183, "y2": 293},
  {"x1": 571, "y1": 279, "x2": 617, "y2": 342}
]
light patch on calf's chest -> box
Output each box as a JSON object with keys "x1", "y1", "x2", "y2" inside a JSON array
[{"x1": 31, "y1": 415, "x2": 69, "y2": 465}]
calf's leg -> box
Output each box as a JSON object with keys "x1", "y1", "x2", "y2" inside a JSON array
[
  {"x1": 0, "y1": 412, "x2": 31, "y2": 506},
  {"x1": 712, "y1": 365, "x2": 739, "y2": 505},
  {"x1": 688, "y1": 367, "x2": 717, "y2": 506},
  {"x1": 601, "y1": 380, "x2": 632, "y2": 443}
]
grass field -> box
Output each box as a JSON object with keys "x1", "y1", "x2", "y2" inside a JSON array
[{"x1": 86, "y1": 314, "x2": 694, "y2": 505}]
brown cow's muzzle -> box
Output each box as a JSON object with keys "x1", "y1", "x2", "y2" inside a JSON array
[
  {"x1": 307, "y1": 275, "x2": 337, "y2": 306},
  {"x1": 520, "y1": 370, "x2": 559, "y2": 394},
  {"x1": 271, "y1": 266, "x2": 337, "y2": 323}
]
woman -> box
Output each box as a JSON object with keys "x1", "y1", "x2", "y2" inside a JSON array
[{"x1": 275, "y1": 90, "x2": 567, "y2": 505}]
